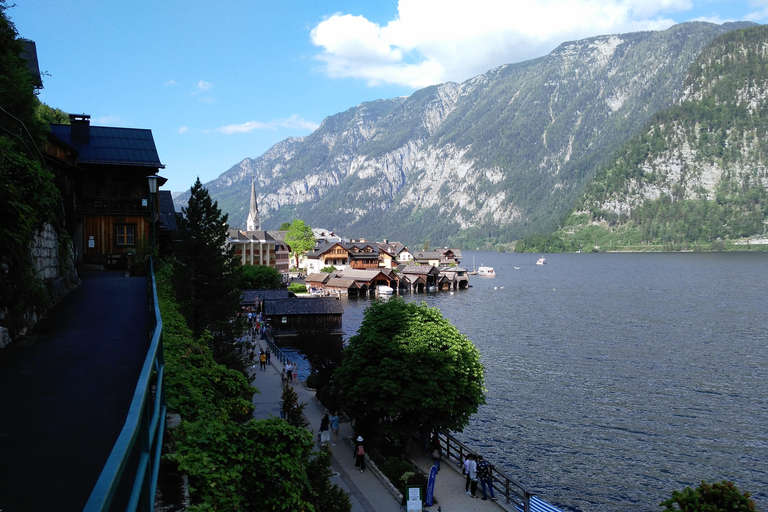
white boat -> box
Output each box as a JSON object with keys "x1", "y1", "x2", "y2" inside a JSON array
[
  {"x1": 376, "y1": 285, "x2": 394, "y2": 295},
  {"x1": 536, "y1": 257, "x2": 546, "y2": 265},
  {"x1": 477, "y1": 265, "x2": 496, "y2": 277}
]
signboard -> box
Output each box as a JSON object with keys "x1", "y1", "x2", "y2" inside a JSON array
[
  {"x1": 406, "y1": 486, "x2": 422, "y2": 512},
  {"x1": 88, "y1": 235, "x2": 95, "y2": 248}
]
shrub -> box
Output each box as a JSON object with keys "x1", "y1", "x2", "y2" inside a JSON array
[
  {"x1": 288, "y1": 282, "x2": 307, "y2": 293},
  {"x1": 660, "y1": 480, "x2": 755, "y2": 511}
]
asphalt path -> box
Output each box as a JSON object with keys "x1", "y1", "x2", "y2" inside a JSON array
[{"x1": 0, "y1": 271, "x2": 150, "y2": 512}]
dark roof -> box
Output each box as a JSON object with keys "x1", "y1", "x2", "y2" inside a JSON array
[
  {"x1": 49, "y1": 124, "x2": 164, "y2": 168},
  {"x1": 227, "y1": 229, "x2": 276, "y2": 242},
  {"x1": 241, "y1": 289, "x2": 294, "y2": 305},
  {"x1": 401, "y1": 264, "x2": 439, "y2": 275},
  {"x1": 158, "y1": 190, "x2": 177, "y2": 232},
  {"x1": 263, "y1": 297, "x2": 344, "y2": 315},
  {"x1": 20, "y1": 39, "x2": 42, "y2": 89},
  {"x1": 326, "y1": 278, "x2": 359, "y2": 289}
]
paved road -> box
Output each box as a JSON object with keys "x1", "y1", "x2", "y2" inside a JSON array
[{"x1": 0, "y1": 271, "x2": 150, "y2": 512}]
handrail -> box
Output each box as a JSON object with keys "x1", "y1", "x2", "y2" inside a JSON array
[
  {"x1": 84, "y1": 260, "x2": 166, "y2": 511},
  {"x1": 435, "y1": 431, "x2": 532, "y2": 511}
]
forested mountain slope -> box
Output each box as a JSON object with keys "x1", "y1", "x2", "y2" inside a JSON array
[
  {"x1": 554, "y1": 24, "x2": 768, "y2": 252},
  {"x1": 177, "y1": 22, "x2": 752, "y2": 248}
]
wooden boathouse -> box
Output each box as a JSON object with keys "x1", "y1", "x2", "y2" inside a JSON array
[{"x1": 263, "y1": 297, "x2": 344, "y2": 338}]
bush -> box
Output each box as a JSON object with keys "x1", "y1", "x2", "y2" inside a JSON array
[
  {"x1": 288, "y1": 283, "x2": 307, "y2": 293},
  {"x1": 660, "y1": 480, "x2": 755, "y2": 511},
  {"x1": 305, "y1": 372, "x2": 319, "y2": 389}
]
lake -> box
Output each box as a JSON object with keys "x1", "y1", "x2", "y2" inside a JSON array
[{"x1": 288, "y1": 251, "x2": 768, "y2": 511}]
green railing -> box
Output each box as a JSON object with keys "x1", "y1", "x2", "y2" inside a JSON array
[{"x1": 84, "y1": 261, "x2": 166, "y2": 511}]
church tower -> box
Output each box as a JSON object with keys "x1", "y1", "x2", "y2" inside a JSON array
[{"x1": 246, "y1": 178, "x2": 260, "y2": 232}]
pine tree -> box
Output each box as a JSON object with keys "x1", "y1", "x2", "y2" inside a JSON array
[{"x1": 173, "y1": 178, "x2": 243, "y2": 358}]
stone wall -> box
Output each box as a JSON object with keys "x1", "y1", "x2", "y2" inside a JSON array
[{"x1": 0, "y1": 224, "x2": 80, "y2": 349}]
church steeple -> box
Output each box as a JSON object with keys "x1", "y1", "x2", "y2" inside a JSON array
[{"x1": 246, "y1": 178, "x2": 260, "y2": 232}]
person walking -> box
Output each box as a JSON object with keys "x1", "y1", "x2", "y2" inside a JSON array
[
  {"x1": 319, "y1": 413, "x2": 331, "y2": 446},
  {"x1": 430, "y1": 436, "x2": 442, "y2": 472},
  {"x1": 477, "y1": 455, "x2": 497, "y2": 500},
  {"x1": 466, "y1": 454, "x2": 478, "y2": 498},
  {"x1": 464, "y1": 454, "x2": 474, "y2": 494},
  {"x1": 292, "y1": 363, "x2": 298, "y2": 384},
  {"x1": 265, "y1": 348, "x2": 271, "y2": 365},
  {"x1": 329, "y1": 411, "x2": 340, "y2": 446},
  {"x1": 285, "y1": 361, "x2": 292, "y2": 384},
  {"x1": 259, "y1": 351, "x2": 267, "y2": 371},
  {"x1": 354, "y1": 436, "x2": 366, "y2": 472}
]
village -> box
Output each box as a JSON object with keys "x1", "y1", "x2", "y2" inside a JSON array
[{"x1": 225, "y1": 181, "x2": 471, "y2": 297}]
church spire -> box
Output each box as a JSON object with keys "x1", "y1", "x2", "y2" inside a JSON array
[{"x1": 246, "y1": 178, "x2": 260, "y2": 231}]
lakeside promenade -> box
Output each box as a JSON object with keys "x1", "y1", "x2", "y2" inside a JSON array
[{"x1": 248, "y1": 334, "x2": 510, "y2": 512}]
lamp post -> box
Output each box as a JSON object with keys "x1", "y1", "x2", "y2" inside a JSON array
[{"x1": 147, "y1": 175, "x2": 160, "y2": 255}]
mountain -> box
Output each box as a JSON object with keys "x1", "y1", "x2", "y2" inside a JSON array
[
  {"x1": 177, "y1": 21, "x2": 754, "y2": 249},
  {"x1": 550, "y1": 24, "x2": 768, "y2": 252}
]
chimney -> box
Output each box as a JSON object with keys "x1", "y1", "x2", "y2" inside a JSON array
[{"x1": 69, "y1": 114, "x2": 91, "y2": 145}]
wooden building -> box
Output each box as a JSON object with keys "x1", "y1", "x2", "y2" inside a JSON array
[
  {"x1": 46, "y1": 115, "x2": 166, "y2": 268},
  {"x1": 263, "y1": 297, "x2": 344, "y2": 338}
]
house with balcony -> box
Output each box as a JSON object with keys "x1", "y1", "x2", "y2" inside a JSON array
[{"x1": 46, "y1": 114, "x2": 166, "y2": 268}]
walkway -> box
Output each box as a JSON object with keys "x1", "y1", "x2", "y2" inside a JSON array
[
  {"x1": 0, "y1": 271, "x2": 150, "y2": 512},
  {"x1": 249, "y1": 335, "x2": 510, "y2": 512}
]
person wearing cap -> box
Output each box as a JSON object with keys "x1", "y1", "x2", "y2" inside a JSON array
[{"x1": 354, "y1": 436, "x2": 366, "y2": 472}]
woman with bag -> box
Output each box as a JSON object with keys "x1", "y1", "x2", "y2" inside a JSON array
[
  {"x1": 354, "y1": 436, "x2": 366, "y2": 472},
  {"x1": 319, "y1": 413, "x2": 331, "y2": 446}
]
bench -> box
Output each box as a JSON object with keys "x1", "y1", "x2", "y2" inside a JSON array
[{"x1": 516, "y1": 495, "x2": 566, "y2": 512}]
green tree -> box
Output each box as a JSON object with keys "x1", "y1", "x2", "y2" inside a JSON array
[
  {"x1": 660, "y1": 480, "x2": 755, "y2": 511},
  {"x1": 334, "y1": 299, "x2": 485, "y2": 446},
  {"x1": 237, "y1": 263, "x2": 282, "y2": 289},
  {"x1": 284, "y1": 219, "x2": 315, "y2": 268},
  {"x1": 279, "y1": 221, "x2": 292, "y2": 230},
  {"x1": 0, "y1": 2, "x2": 62, "y2": 337},
  {"x1": 173, "y1": 178, "x2": 243, "y2": 362}
]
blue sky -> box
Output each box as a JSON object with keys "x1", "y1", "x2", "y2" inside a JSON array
[{"x1": 10, "y1": 0, "x2": 768, "y2": 193}]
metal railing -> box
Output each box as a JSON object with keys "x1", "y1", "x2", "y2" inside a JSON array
[
  {"x1": 434, "y1": 430, "x2": 534, "y2": 512},
  {"x1": 84, "y1": 260, "x2": 167, "y2": 511}
]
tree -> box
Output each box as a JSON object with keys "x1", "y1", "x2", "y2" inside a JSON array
[
  {"x1": 279, "y1": 221, "x2": 292, "y2": 230},
  {"x1": 237, "y1": 263, "x2": 282, "y2": 289},
  {"x1": 333, "y1": 299, "x2": 486, "y2": 446},
  {"x1": 173, "y1": 178, "x2": 243, "y2": 358},
  {"x1": 0, "y1": 2, "x2": 61, "y2": 337},
  {"x1": 660, "y1": 480, "x2": 755, "y2": 511},
  {"x1": 284, "y1": 219, "x2": 315, "y2": 268}
]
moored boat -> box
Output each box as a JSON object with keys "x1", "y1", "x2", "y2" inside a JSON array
[
  {"x1": 536, "y1": 256, "x2": 546, "y2": 265},
  {"x1": 477, "y1": 265, "x2": 496, "y2": 277}
]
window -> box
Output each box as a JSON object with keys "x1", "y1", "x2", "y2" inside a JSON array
[{"x1": 116, "y1": 224, "x2": 135, "y2": 246}]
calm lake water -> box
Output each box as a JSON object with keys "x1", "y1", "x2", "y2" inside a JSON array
[{"x1": 308, "y1": 251, "x2": 768, "y2": 512}]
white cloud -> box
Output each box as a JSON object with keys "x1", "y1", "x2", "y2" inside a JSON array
[
  {"x1": 310, "y1": 0, "x2": 716, "y2": 89},
  {"x1": 178, "y1": 126, "x2": 189, "y2": 134},
  {"x1": 164, "y1": 79, "x2": 179, "y2": 87},
  {"x1": 195, "y1": 80, "x2": 213, "y2": 92},
  {"x1": 215, "y1": 115, "x2": 319, "y2": 135}
]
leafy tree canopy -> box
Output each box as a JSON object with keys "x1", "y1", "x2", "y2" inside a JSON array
[
  {"x1": 660, "y1": 480, "x2": 755, "y2": 512},
  {"x1": 284, "y1": 219, "x2": 315, "y2": 267},
  {"x1": 334, "y1": 299, "x2": 485, "y2": 443},
  {"x1": 279, "y1": 221, "x2": 292, "y2": 230},
  {"x1": 238, "y1": 263, "x2": 282, "y2": 290}
]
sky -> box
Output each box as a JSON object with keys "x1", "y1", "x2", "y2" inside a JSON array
[{"x1": 10, "y1": 1, "x2": 768, "y2": 193}]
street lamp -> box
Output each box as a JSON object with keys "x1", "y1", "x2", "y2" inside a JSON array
[{"x1": 147, "y1": 174, "x2": 164, "y2": 255}]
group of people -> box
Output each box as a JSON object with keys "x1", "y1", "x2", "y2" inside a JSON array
[
  {"x1": 283, "y1": 360, "x2": 299, "y2": 386},
  {"x1": 318, "y1": 412, "x2": 341, "y2": 447},
  {"x1": 246, "y1": 310, "x2": 266, "y2": 337},
  {"x1": 463, "y1": 453, "x2": 497, "y2": 501}
]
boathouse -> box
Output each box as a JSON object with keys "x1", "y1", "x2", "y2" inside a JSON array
[{"x1": 263, "y1": 297, "x2": 344, "y2": 338}]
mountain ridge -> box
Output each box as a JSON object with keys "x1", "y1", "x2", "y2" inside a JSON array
[{"x1": 176, "y1": 21, "x2": 755, "y2": 248}]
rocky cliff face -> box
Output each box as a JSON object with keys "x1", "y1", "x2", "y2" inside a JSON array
[
  {"x1": 179, "y1": 21, "x2": 753, "y2": 248},
  {"x1": 577, "y1": 24, "x2": 768, "y2": 231}
]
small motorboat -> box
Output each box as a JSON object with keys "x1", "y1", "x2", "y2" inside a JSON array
[
  {"x1": 536, "y1": 257, "x2": 546, "y2": 265},
  {"x1": 376, "y1": 285, "x2": 394, "y2": 295},
  {"x1": 477, "y1": 265, "x2": 496, "y2": 277}
]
